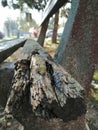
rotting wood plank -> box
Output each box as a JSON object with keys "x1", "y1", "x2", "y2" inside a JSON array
[{"x1": 0, "y1": 38, "x2": 26, "y2": 63}]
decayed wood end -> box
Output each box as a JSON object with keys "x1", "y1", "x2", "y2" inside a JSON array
[
  {"x1": 2, "y1": 39, "x2": 86, "y2": 130},
  {"x1": 0, "y1": 63, "x2": 24, "y2": 130},
  {"x1": 20, "y1": 39, "x2": 50, "y2": 60}
]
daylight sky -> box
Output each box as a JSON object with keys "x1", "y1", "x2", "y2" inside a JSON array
[
  {"x1": 0, "y1": 2, "x2": 42, "y2": 32},
  {"x1": 0, "y1": 2, "x2": 71, "y2": 32},
  {"x1": 0, "y1": 2, "x2": 19, "y2": 31}
]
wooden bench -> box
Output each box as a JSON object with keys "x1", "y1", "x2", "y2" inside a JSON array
[
  {"x1": 0, "y1": 38, "x2": 26, "y2": 63},
  {"x1": 0, "y1": 39, "x2": 26, "y2": 130},
  {"x1": 38, "y1": 0, "x2": 68, "y2": 46},
  {"x1": 0, "y1": 38, "x2": 26, "y2": 106},
  {"x1": 40, "y1": 0, "x2": 68, "y2": 25}
]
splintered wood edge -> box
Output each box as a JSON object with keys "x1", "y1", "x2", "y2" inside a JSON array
[{"x1": 19, "y1": 39, "x2": 84, "y2": 93}]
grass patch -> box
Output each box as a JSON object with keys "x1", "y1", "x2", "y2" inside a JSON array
[
  {"x1": 44, "y1": 39, "x2": 59, "y2": 57},
  {"x1": 90, "y1": 88, "x2": 98, "y2": 101},
  {"x1": 93, "y1": 71, "x2": 98, "y2": 81},
  {"x1": 89, "y1": 95, "x2": 98, "y2": 110}
]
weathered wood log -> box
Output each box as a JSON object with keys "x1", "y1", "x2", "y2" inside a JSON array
[
  {"x1": 0, "y1": 38, "x2": 26, "y2": 63},
  {"x1": 0, "y1": 39, "x2": 86, "y2": 130},
  {"x1": 20, "y1": 39, "x2": 50, "y2": 59}
]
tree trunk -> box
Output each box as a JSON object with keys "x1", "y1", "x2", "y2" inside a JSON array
[
  {"x1": 54, "y1": 0, "x2": 98, "y2": 93},
  {"x1": 52, "y1": 10, "x2": 59, "y2": 44},
  {"x1": 26, "y1": 13, "x2": 32, "y2": 27},
  {"x1": 37, "y1": 18, "x2": 49, "y2": 46}
]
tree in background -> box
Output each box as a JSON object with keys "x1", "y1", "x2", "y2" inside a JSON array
[
  {"x1": 17, "y1": 15, "x2": 38, "y2": 31},
  {"x1": 38, "y1": 0, "x2": 70, "y2": 46},
  {"x1": 1, "y1": 0, "x2": 71, "y2": 46},
  {"x1": 1, "y1": 0, "x2": 48, "y2": 22},
  {"x1": 1, "y1": 0, "x2": 47, "y2": 10},
  {"x1": 52, "y1": 10, "x2": 59, "y2": 44},
  {"x1": 4, "y1": 19, "x2": 18, "y2": 37},
  {"x1": 37, "y1": 18, "x2": 49, "y2": 46},
  {"x1": 48, "y1": 17, "x2": 54, "y2": 29},
  {"x1": 49, "y1": 0, "x2": 71, "y2": 44},
  {"x1": 1, "y1": 0, "x2": 70, "y2": 46},
  {"x1": 1, "y1": 0, "x2": 48, "y2": 44},
  {"x1": 3, "y1": 15, "x2": 38, "y2": 38},
  {"x1": 60, "y1": 5, "x2": 70, "y2": 27},
  {"x1": 52, "y1": 2, "x2": 71, "y2": 44}
]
